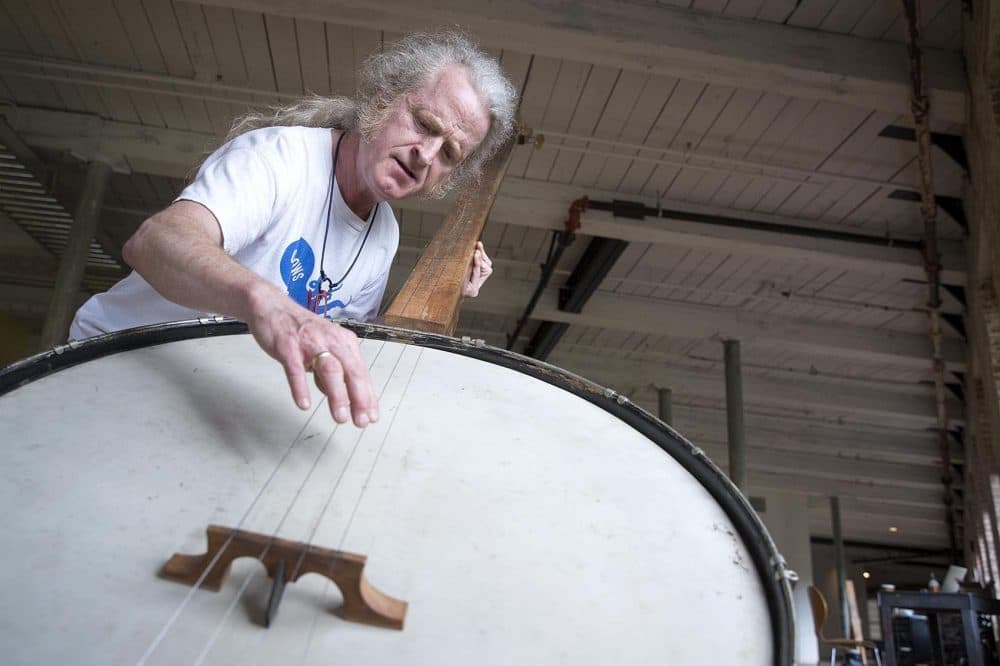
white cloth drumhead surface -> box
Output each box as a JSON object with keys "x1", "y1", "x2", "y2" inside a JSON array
[{"x1": 0, "y1": 332, "x2": 777, "y2": 665}]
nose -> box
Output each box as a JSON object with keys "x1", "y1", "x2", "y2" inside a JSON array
[{"x1": 413, "y1": 135, "x2": 445, "y2": 167}]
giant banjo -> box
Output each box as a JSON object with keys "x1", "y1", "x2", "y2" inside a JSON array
[{"x1": 0, "y1": 318, "x2": 794, "y2": 664}]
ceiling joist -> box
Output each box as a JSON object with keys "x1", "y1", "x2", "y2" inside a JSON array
[
  {"x1": 546, "y1": 349, "x2": 961, "y2": 430},
  {"x1": 190, "y1": 0, "x2": 967, "y2": 123},
  {"x1": 430, "y1": 276, "x2": 966, "y2": 371}
]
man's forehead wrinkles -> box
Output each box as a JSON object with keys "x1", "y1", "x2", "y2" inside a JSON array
[
  {"x1": 418, "y1": 97, "x2": 471, "y2": 134},
  {"x1": 405, "y1": 67, "x2": 489, "y2": 154},
  {"x1": 412, "y1": 99, "x2": 475, "y2": 150}
]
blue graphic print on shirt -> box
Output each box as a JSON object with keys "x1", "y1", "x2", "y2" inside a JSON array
[
  {"x1": 279, "y1": 238, "x2": 352, "y2": 316},
  {"x1": 280, "y1": 238, "x2": 314, "y2": 306}
]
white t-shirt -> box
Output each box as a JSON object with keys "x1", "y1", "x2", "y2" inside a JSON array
[{"x1": 70, "y1": 126, "x2": 399, "y2": 339}]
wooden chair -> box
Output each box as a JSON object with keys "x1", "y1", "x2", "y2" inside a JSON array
[{"x1": 808, "y1": 585, "x2": 883, "y2": 666}]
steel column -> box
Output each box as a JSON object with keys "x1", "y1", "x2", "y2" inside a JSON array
[
  {"x1": 657, "y1": 387, "x2": 673, "y2": 426},
  {"x1": 831, "y1": 496, "x2": 850, "y2": 639},
  {"x1": 38, "y1": 160, "x2": 111, "y2": 349},
  {"x1": 724, "y1": 339, "x2": 747, "y2": 494}
]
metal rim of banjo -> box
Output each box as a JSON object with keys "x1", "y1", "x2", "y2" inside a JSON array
[{"x1": 0, "y1": 317, "x2": 796, "y2": 665}]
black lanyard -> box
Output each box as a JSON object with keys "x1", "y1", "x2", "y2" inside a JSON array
[{"x1": 317, "y1": 132, "x2": 377, "y2": 295}]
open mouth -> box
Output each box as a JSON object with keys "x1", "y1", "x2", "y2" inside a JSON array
[{"x1": 393, "y1": 156, "x2": 416, "y2": 181}]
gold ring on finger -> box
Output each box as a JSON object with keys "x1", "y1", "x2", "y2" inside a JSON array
[{"x1": 309, "y1": 350, "x2": 332, "y2": 372}]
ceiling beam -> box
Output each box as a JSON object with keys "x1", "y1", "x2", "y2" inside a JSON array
[
  {"x1": 471, "y1": 178, "x2": 967, "y2": 285},
  {"x1": 814, "y1": 497, "x2": 948, "y2": 526},
  {"x1": 656, "y1": 438, "x2": 957, "y2": 495},
  {"x1": 3, "y1": 107, "x2": 217, "y2": 176},
  {"x1": 547, "y1": 349, "x2": 959, "y2": 430},
  {"x1": 808, "y1": 518, "x2": 947, "y2": 549},
  {"x1": 190, "y1": 0, "x2": 966, "y2": 123},
  {"x1": 407, "y1": 274, "x2": 967, "y2": 371},
  {"x1": 267, "y1": 177, "x2": 958, "y2": 285},
  {"x1": 808, "y1": 512, "x2": 946, "y2": 539},
  {"x1": 744, "y1": 468, "x2": 945, "y2": 510},
  {"x1": 694, "y1": 440, "x2": 946, "y2": 490},
  {"x1": 609, "y1": 351, "x2": 942, "y2": 400},
  {"x1": 6, "y1": 108, "x2": 966, "y2": 283},
  {"x1": 668, "y1": 405, "x2": 958, "y2": 467}
]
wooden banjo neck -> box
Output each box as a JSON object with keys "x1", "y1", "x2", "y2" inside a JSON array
[{"x1": 383, "y1": 135, "x2": 517, "y2": 335}]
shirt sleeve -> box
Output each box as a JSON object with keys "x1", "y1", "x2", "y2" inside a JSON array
[{"x1": 174, "y1": 142, "x2": 278, "y2": 255}]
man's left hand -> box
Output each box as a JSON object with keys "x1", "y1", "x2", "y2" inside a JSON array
[{"x1": 462, "y1": 241, "x2": 493, "y2": 297}]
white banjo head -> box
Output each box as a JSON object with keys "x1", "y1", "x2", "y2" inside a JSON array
[{"x1": 0, "y1": 321, "x2": 793, "y2": 665}]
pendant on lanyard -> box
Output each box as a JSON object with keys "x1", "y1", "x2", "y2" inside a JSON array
[{"x1": 306, "y1": 132, "x2": 377, "y2": 316}]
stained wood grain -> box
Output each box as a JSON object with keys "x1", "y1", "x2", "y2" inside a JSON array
[
  {"x1": 383, "y1": 137, "x2": 516, "y2": 335},
  {"x1": 162, "y1": 524, "x2": 407, "y2": 630}
]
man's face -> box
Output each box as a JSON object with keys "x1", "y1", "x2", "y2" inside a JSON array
[{"x1": 360, "y1": 64, "x2": 492, "y2": 201}]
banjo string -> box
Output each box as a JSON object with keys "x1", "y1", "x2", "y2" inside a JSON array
[
  {"x1": 244, "y1": 340, "x2": 416, "y2": 666},
  {"x1": 297, "y1": 344, "x2": 425, "y2": 666},
  {"x1": 336, "y1": 345, "x2": 425, "y2": 551},
  {"x1": 189, "y1": 407, "x2": 360, "y2": 666},
  {"x1": 139, "y1": 331, "x2": 385, "y2": 665},
  {"x1": 195, "y1": 338, "x2": 407, "y2": 666},
  {"x1": 190, "y1": 331, "x2": 408, "y2": 663},
  {"x1": 282, "y1": 340, "x2": 410, "y2": 588},
  {"x1": 136, "y1": 392, "x2": 329, "y2": 666}
]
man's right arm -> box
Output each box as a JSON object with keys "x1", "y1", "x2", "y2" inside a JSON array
[{"x1": 123, "y1": 200, "x2": 379, "y2": 428}]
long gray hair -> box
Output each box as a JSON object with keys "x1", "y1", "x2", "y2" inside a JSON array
[{"x1": 227, "y1": 31, "x2": 518, "y2": 197}]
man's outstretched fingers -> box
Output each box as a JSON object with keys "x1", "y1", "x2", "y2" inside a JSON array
[
  {"x1": 313, "y1": 352, "x2": 352, "y2": 424},
  {"x1": 348, "y1": 338, "x2": 379, "y2": 424},
  {"x1": 337, "y1": 352, "x2": 375, "y2": 427},
  {"x1": 279, "y1": 339, "x2": 312, "y2": 410},
  {"x1": 344, "y1": 372, "x2": 374, "y2": 427}
]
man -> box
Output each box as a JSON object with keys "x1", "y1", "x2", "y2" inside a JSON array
[{"x1": 69, "y1": 32, "x2": 518, "y2": 429}]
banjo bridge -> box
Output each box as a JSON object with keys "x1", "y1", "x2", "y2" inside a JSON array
[{"x1": 161, "y1": 524, "x2": 407, "y2": 630}]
